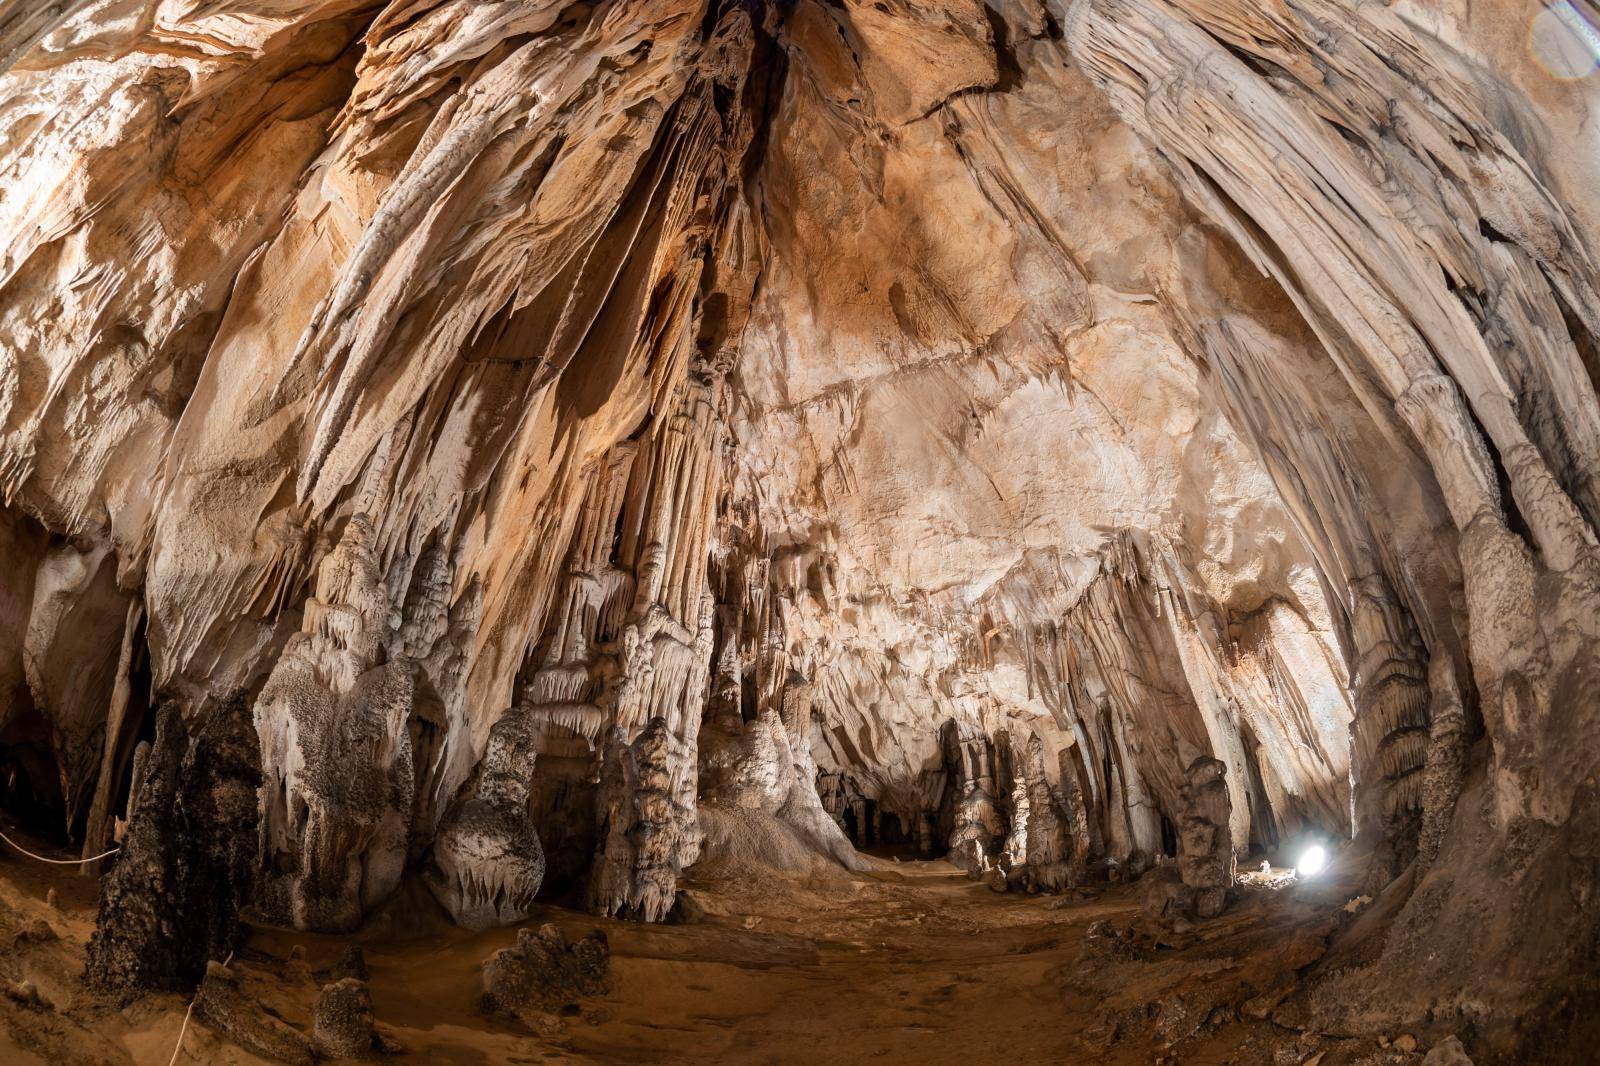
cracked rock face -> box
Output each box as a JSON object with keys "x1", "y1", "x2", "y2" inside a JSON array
[{"x1": 2, "y1": 0, "x2": 1598, "y2": 1055}]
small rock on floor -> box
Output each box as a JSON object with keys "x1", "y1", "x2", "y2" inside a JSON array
[
  {"x1": 1422, "y1": 1035, "x2": 1474, "y2": 1065},
  {"x1": 314, "y1": 977, "x2": 379, "y2": 1056}
]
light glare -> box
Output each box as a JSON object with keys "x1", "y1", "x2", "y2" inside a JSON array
[
  {"x1": 1531, "y1": 3, "x2": 1600, "y2": 80},
  {"x1": 1296, "y1": 844, "x2": 1327, "y2": 878}
]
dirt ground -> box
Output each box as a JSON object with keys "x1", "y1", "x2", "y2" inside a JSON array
[{"x1": 0, "y1": 833, "x2": 1444, "y2": 1065}]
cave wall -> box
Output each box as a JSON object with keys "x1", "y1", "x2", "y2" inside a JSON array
[
  {"x1": 732, "y1": 0, "x2": 1363, "y2": 864},
  {"x1": 0, "y1": 0, "x2": 1597, "y2": 1049}
]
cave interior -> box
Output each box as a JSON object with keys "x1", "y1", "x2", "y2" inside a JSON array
[{"x1": 0, "y1": 0, "x2": 1597, "y2": 1063}]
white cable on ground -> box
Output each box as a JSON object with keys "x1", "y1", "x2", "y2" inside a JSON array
[
  {"x1": 169, "y1": 950, "x2": 233, "y2": 1066},
  {"x1": 0, "y1": 826, "x2": 120, "y2": 865},
  {"x1": 0, "y1": 817, "x2": 219, "y2": 1066}
]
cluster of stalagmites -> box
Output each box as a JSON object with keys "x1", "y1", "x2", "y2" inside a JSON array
[
  {"x1": 844, "y1": 720, "x2": 1096, "y2": 894},
  {"x1": 187, "y1": 946, "x2": 399, "y2": 1061},
  {"x1": 251, "y1": 516, "x2": 479, "y2": 933},
  {"x1": 481, "y1": 924, "x2": 614, "y2": 1033}
]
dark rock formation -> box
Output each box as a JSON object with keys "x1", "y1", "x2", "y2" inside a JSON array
[
  {"x1": 314, "y1": 977, "x2": 380, "y2": 1057},
  {"x1": 480, "y1": 924, "x2": 613, "y2": 1030},
  {"x1": 175, "y1": 696, "x2": 264, "y2": 975},
  {"x1": 83, "y1": 706, "x2": 187, "y2": 995},
  {"x1": 86, "y1": 698, "x2": 261, "y2": 995},
  {"x1": 1177, "y1": 757, "x2": 1235, "y2": 920}
]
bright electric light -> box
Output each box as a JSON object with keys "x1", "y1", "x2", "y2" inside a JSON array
[{"x1": 1296, "y1": 844, "x2": 1328, "y2": 878}]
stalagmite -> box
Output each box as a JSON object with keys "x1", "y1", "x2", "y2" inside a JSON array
[
  {"x1": 1176, "y1": 756, "x2": 1235, "y2": 920},
  {"x1": 312, "y1": 978, "x2": 381, "y2": 1058},
  {"x1": 940, "y1": 721, "x2": 1009, "y2": 877},
  {"x1": 252, "y1": 515, "x2": 427, "y2": 931},
  {"x1": 86, "y1": 698, "x2": 260, "y2": 994},
  {"x1": 83, "y1": 707, "x2": 188, "y2": 995},
  {"x1": 589, "y1": 718, "x2": 699, "y2": 922},
  {"x1": 1020, "y1": 735, "x2": 1075, "y2": 891},
  {"x1": 425, "y1": 703, "x2": 546, "y2": 930},
  {"x1": 480, "y1": 924, "x2": 613, "y2": 1029}
]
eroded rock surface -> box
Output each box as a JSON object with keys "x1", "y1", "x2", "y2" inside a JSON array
[
  {"x1": 0, "y1": 0, "x2": 1596, "y2": 1059},
  {"x1": 480, "y1": 923, "x2": 613, "y2": 1030},
  {"x1": 86, "y1": 698, "x2": 260, "y2": 995}
]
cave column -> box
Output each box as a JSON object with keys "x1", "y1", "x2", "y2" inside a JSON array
[{"x1": 589, "y1": 374, "x2": 728, "y2": 921}]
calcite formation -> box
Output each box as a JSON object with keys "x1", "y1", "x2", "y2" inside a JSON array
[
  {"x1": 0, "y1": 0, "x2": 1597, "y2": 1058},
  {"x1": 86, "y1": 699, "x2": 260, "y2": 995},
  {"x1": 425, "y1": 701, "x2": 546, "y2": 929},
  {"x1": 1020, "y1": 734, "x2": 1077, "y2": 892},
  {"x1": 480, "y1": 923, "x2": 613, "y2": 1029},
  {"x1": 1176, "y1": 756, "x2": 1234, "y2": 919},
  {"x1": 941, "y1": 721, "x2": 1011, "y2": 876}
]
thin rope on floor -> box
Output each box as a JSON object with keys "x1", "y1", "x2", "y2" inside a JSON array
[
  {"x1": 0, "y1": 826, "x2": 120, "y2": 865},
  {"x1": 168, "y1": 951, "x2": 233, "y2": 1066}
]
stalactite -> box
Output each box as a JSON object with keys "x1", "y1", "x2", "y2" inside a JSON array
[
  {"x1": 1068, "y1": 0, "x2": 1600, "y2": 1036},
  {"x1": 0, "y1": 1, "x2": 1595, "y2": 1056}
]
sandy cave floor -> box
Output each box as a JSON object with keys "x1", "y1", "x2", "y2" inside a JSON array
[{"x1": 0, "y1": 833, "x2": 1429, "y2": 1065}]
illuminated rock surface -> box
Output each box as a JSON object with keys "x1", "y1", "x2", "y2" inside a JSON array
[{"x1": 0, "y1": 0, "x2": 1596, "y2": 1061}]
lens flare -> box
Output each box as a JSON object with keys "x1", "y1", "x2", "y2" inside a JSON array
[
  {"x1": 1296, "y1": 844, "x2": 1328, "y2": 878},
  {"x1": 1531, "y1": 3, "x2": 1600, "y2": 81}
]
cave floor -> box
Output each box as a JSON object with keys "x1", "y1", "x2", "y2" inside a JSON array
[{"x1": 0, "y1": 842, "x2": 1423, "y2": 1065}]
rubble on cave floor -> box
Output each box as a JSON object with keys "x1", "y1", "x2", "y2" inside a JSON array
[{"x1": 0, "y1": 840, "x2": 1477, "y2": 1064}]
